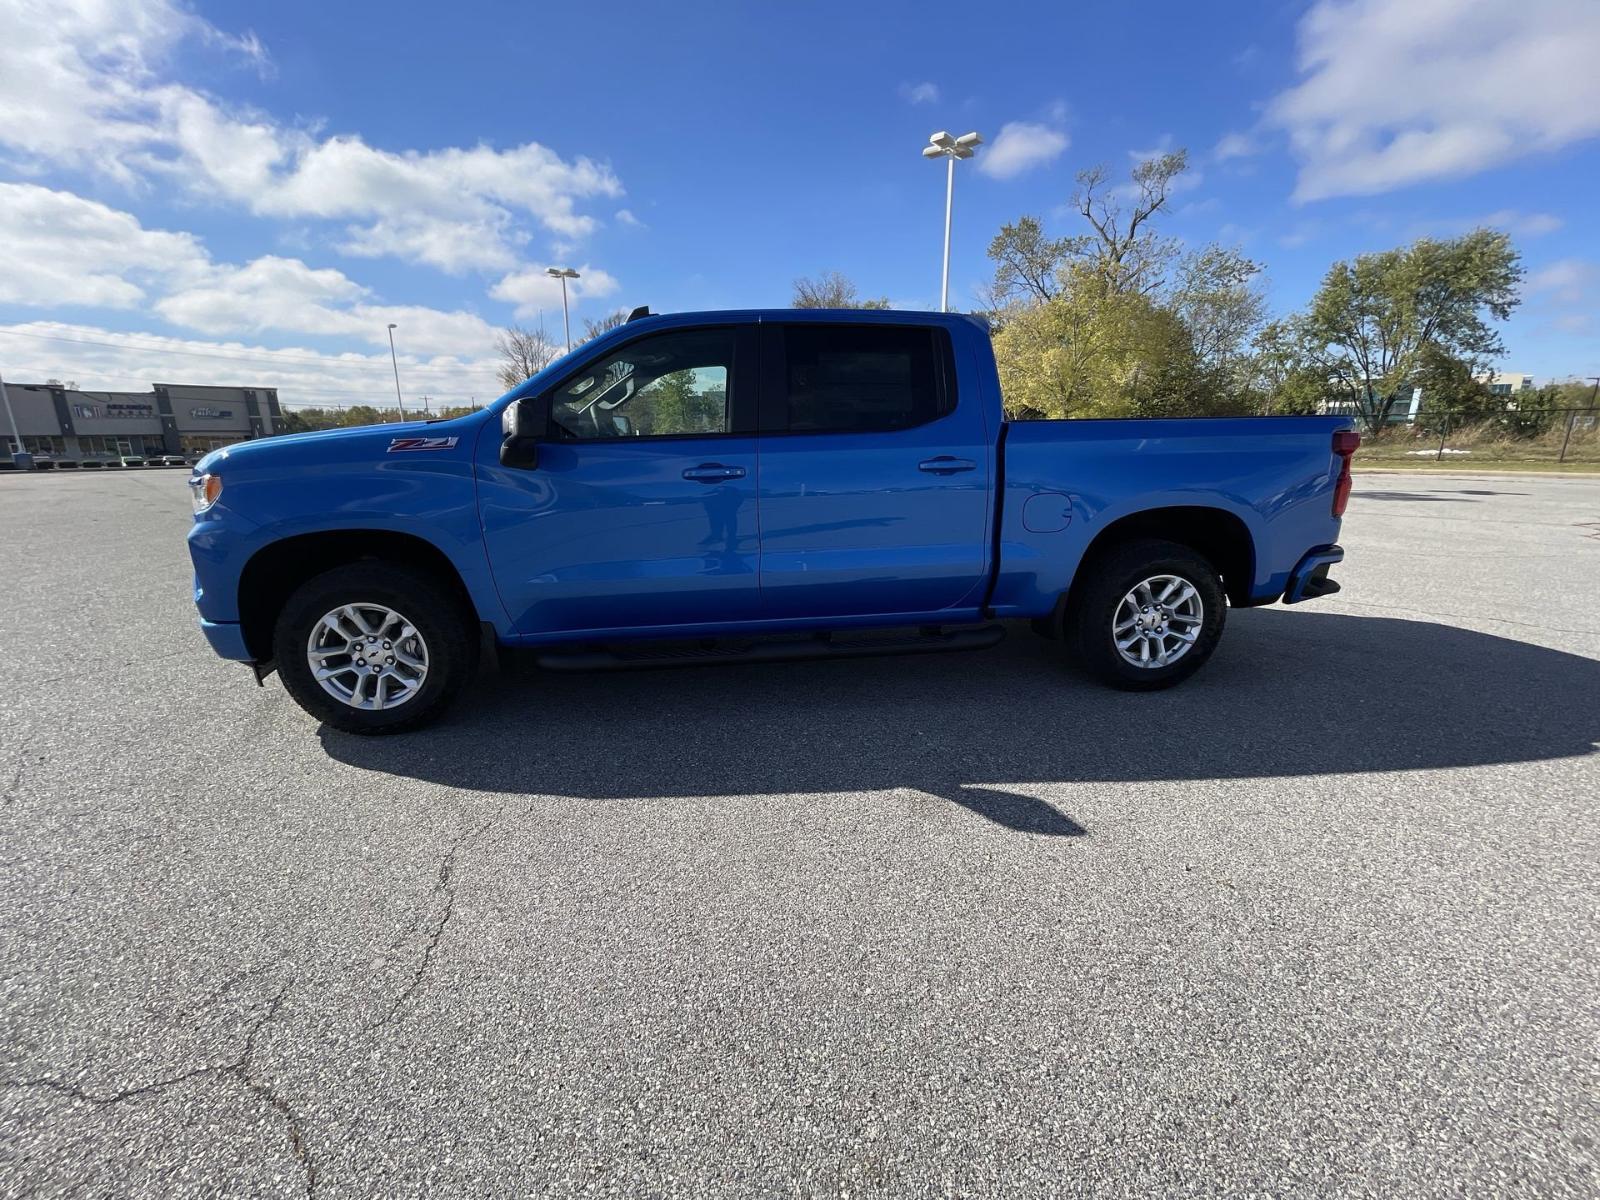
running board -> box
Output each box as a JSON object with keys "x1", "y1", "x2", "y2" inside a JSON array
[{"x1": 534, "y1": 624, "x2": 1006, "y2": 673}]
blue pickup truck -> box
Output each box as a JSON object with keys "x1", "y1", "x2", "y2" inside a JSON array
[{"x1": 187, "y1": 308, "x2": 1357, "y2": 733}]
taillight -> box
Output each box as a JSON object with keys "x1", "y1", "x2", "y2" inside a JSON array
[{"x1": 1331, "y1": 430, "x2": 1360, "y2": 517}]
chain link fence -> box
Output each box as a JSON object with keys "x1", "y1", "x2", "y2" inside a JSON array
[{"x1": 1352, "y1": 407, "x2": 1600, "y2": 467}]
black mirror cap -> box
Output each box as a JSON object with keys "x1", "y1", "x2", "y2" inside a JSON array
[
  {"x1": 502, "y1": 394, "x2": 550, "y2": 441},
  {"x1": 499, "y1": 394, "x2": 549, "y2": 468}
]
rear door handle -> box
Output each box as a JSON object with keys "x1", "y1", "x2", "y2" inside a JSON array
[
  {"x1": 682, "y1": 463, "x2": 747, "y2": 483},
  {"x1": 918, "y1": 456, "x2": 977, "y2": 475}
]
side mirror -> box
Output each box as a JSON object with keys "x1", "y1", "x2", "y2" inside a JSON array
[{"x1": 499, "y1": 394, "x2": 550, "y2": 469}]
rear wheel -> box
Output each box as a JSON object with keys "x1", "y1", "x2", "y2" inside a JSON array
[
  {"x1": 1066, "y1": 538, "x2": 1226, "y2": 690},
  {"x1": 273, "y1": 563, "x2": 475, "y2": 734}
]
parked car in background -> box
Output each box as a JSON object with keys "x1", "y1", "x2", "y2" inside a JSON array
[
  {"x1": 118, "y1": 454, "x2": 147, "y2": 468},
  {"x1": 151, "y1": 454, "x2": 189, "y2": 468},
  {"x1": 187, "y1": 308, "x2": 1357, "y2": 733},
  {"x1": 78, "y1": 456, "x2": 109, "y2": 469}
]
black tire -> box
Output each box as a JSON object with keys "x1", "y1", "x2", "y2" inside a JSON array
[
  {"x1": 1066, "y1": 538, "x2": 1226, "y2": 691},
  {"x1": 273, "y1": 563, "x2": 476, "y2": 734}
]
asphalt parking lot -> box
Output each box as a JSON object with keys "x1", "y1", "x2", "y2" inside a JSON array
[{"x1": 2, "y1": 469, "x2": 1597, "y2": 1198}]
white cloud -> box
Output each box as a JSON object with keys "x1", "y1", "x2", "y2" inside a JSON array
[
  {"x1": 1128, "y1": 136, "x2": 1175, "y2": 164},
  {"x1": 1481, "y1": 210, "x2": 1564, "y2": 237},
  {"x1": 0, "y1": 321, "x2": 505, "y2": 409},
  {"x1": 1267, "y1": 0, "x2": 1600, "y2": 201},
  {"x1": 0, "y1": 184, "x2": 500, "y2": 359},
  {"x1": 1213, "y1": 132, "x2": 1260, "y2": 161},
  {"x1": 0, "y1": 0, "x2": 623, "y2": 273},
  {"x1": 1416, "y1": 209, "x2": 1565, "y2": 239},
  {"x1": 615, "y1": 208, "x2": 644, "y2": 228},
  {"x1": 0, "y1": 183, "x2": 209, "y2": 308},
  {"x1": 900, "y1": 82, "x2": 940, "y2": 105},
  {"x1": 1522, "y1": 258, "x2": 1599, "y2": 340},
  {"x1": 489, "y1": 267, "x2": 621, "y2": 320},
  {"x1": 152, "y1": 257, "x2": 499, "y2": 357},
  {"x1": 977, "y1": 122, "x2": 1069, "y2": 179},
  {"x1": 1526, "y1": 259, "x2": 1598, "y2": 306},
  {"x1": 1278, "y1": 223, "x2": 1322, "y2": 249}
]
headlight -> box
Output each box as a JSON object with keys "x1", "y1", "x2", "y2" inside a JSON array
[{"x1": 190, "y1": 473, "x2": 223, "y2": 514}]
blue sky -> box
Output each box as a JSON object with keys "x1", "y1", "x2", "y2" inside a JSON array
[{"x1": 1, "y1": 0, "x2": 1596, "y2": 407}]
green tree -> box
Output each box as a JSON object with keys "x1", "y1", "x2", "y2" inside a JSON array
[
  {"x1": 1247, "y1": 321, "x2": 1327, "y2": 415},
  {"x1": 792, "y1": 271, "x2": 891, "y2": 309},
  {"x1": 1296, "y1": 229, "x2": 1522, "y2": 432},
  {"x1": 1410, "y1": 346, "x2": 1496, "y2": 434},
  {"x1": 992, "y1": 273, "x2": 1210, "y2": 420},
  {"x1": 634, "y1": 369, "x2": 723, "y2": 435},
  {"x1": 985, "y1": 151, "x2": 1190, "y2": 307},
  {"x1": 985, "y1": 215, "x2": 1078, "y2": 306},
  {"x1": 984, "y1": 148, "x2": 1270, "y2": 417},
  {"x1": 276, "y1": 408, "x2": 330, "y2": 434},
  {"x1": 1170, "y1": 245, "x2": 1267, "y2": 392}
]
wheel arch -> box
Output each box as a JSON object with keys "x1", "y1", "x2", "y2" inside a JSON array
[
  {"x1": 237, "y1": 529, "x2": 479, "y2": 662},
  {"x1": 1057, "y1": 505, "x2": 1257, "y2": 632}
]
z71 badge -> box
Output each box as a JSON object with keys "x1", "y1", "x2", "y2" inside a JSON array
[{"x1": 387, "y1": 436, "x2": 459, "y2": 452}]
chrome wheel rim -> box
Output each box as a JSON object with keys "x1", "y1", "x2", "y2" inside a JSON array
[
  {"x1": 306, "y1": 603, "x2": 429, "y2": 710},
  {"x1": 1113, "y1": 575, "x2": 1204, "y2": 669}
]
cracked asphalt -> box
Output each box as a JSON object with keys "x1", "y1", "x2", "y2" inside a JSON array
[{"x1": 2, "y1": 468, "x2": 1598, "y2": 1197}]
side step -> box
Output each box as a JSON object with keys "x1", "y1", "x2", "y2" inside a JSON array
[{"x1": 535, "y1": 624, "x2": 1006, "y2": 673}]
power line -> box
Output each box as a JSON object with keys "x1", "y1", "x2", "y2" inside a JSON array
[{"x1": 0, "y1": 328, "x2": 498, "y2": 376}]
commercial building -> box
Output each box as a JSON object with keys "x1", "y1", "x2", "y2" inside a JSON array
[
  {"x1": 1473, "y1": 372, "x2": 1536, "y2": 397},
  {"x1": 1, "y1": 380, "x2": 282, "y2": 460}
]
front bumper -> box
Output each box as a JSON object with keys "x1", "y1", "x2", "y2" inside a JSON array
[
  {"x1": 1283, "y1": 544, "x2": 1344, "y2": 604},
  {"x1": 199, "y1": 619, "x2": 253, "y2": 661}
]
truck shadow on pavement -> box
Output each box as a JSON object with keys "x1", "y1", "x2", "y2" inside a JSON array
[{"x1": 318, "y1": 610, "x2": 1600, "y2": 838}]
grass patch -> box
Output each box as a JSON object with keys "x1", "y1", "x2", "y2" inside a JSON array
[
  {"x1": 1354, "y1": 458, "x2": 1600, "y2": 475},
  {"x1": 1355, "y1": 416, "x2": 1600, "y2": 469}
]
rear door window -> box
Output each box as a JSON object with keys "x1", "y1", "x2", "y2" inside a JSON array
[{"x1": 772, "y1": 325, "x2": 950, "y2": 433}]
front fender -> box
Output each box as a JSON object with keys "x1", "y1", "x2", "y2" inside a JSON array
[{"x1": 185, "y1": 423, "x2": 510, "y2": 633}]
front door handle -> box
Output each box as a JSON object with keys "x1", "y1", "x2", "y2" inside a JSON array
[
  {"x1": 918, "y1": 456, "x2": 977, "y2": 475},
  {"x1": 682, "y1": 463, "x2": 747, "y2": 483}
]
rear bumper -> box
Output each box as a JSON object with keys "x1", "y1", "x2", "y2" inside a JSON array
[
  {"x1": 199, "y1": 619, "x2": 253, "y2": 661},
  {"x1": 1283, "y1": 544, "x2": 1344, "y2": 604}
]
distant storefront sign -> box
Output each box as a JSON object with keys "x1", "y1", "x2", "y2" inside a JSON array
[
  {"x1": 73, "y1": 402, "x2": 155, "y2": 420},
  {"x1": 189, "y1": 407, "x2": 235, "y2": 419}
]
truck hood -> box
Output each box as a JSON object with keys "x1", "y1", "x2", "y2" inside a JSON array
[{"x1": 195, "y1": 413, "x2": 486, "y2": 474}]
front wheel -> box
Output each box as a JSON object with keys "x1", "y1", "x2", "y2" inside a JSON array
[
  {"x1": 1066, "y1": 539, "x2": 1226, "y2": 690},
  {"x1": 273, "y1": 563, "x2": 475, "y2": 734}
]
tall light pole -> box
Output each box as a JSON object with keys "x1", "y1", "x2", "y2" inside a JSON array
[
  {"x1": 546, "y1": 267, "x2": 579, "y2": 352},
  {"x1": 385, "y1": 323, "x2": 407, "y2": 420},
  {"x1": 922, "y1": 130, "x2": 982, "y2": 312}
]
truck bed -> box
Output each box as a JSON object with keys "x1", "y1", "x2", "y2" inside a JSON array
[{"x1": 988, "y1": 415, "x2": 1348, "y2": 616}]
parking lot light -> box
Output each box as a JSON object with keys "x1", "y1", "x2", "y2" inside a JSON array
[
  {"x1": 923, "y1": 131, "x2": 983, "y2": 313},
  {"x1": 387, "y1": 324, "x2": 407, "y2": 421}
]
